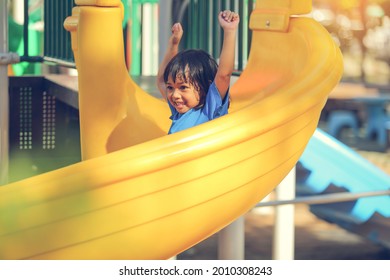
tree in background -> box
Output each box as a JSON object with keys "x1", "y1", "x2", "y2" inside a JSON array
[{"x1": 314, "y1": 0, "x2": 390, "y2": 81}]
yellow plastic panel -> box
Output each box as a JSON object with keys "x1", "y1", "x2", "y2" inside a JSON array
[
  {"x1": 0, "y1": 0, "x2": 343, "y2": 259},
  {"x1": 249, "y1": 9, "x2": 290, "y2": 32},
  {"x1": 64, "y1": 6, "x2": 169, "y2": 160},
  {"x1": 75, "y1": 0, "x2": 121, "y2": 7},
  {"x1": 256, "y1": 0, "x2": 312, "y2": 15}
]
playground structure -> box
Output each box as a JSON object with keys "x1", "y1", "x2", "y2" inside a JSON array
[
  {"x1": 0, "y1": 0, "x2": 345, "y2": 259},
  {"x1": 1, "y1": 0, "x2": 389, "y2": 260}
]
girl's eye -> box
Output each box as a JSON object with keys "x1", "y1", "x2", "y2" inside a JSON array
[
  {"x1": 180, "y1": 86, "x2": 188, "y2": 91},
  {"x1": 166, "y1": 86, "x2": 173, "y2": 91}
]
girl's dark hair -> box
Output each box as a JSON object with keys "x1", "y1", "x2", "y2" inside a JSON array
[{"x1": 163, "y1": 49, "x2": 218, "y2": 109}]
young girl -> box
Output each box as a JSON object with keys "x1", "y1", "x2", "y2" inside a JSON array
[{"x1": 157, "y1": 10, "x2": 240, "y2": 134}]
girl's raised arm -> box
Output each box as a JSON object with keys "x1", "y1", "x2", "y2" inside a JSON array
[
  {"x1": 214, "y1": 11, "x2": 240, "y2": 100},
  {"x1": 156, "y1": 23, "x2": 183, "y2": 100}
]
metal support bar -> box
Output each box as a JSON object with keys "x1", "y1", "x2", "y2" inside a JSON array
[
  {"x1": 0, "y1": 0, "x2": 9, "y2": 185},
  {"x1": 43, "y1": 56, "x2": 75, "y2": 68},
  {"x1": 272, "y1": 167, "x2": 296, "y2": 260},
  {"x1": 1, "y1": 53, "x2": 46, "y2": 66},
  {"x1": 216, "y1": 167, "x2": 298, "y2": 260},
  {"x1": 256, "y1": 189, "x2": 390, "y2": 207},
  {"x1": 20, "y1": 55, "x2": 44, "y2": 63},
  {"x1": 0, "y1": 52, "x2": 20, "y2": 65},
  {"x1": 158, "y1": 0, "x2": 172, "y2": 64},
  {"x1": 216, "y1": 169, "x2": 390, "y2": 260},
  {"x1": 218, "y1": 216, "x2": 245, "y2": 260},
  {"x1": 23, "y1": 0, "x2": 29, "y2": 57},
  {"x1": 0, "y1": 53, "x2": 68, "y2": 66}
]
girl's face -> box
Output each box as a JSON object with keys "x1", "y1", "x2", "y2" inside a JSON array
[{"x1": 166, "y1": 73, "x2": 200, "y2": 114}]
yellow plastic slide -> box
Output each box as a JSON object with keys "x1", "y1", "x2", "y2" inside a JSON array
[{"x1": 0, "y1": 0, "x2": 343, "y2": 259}]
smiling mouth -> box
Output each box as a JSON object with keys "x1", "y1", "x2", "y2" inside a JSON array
[{"x1": 174, "y1": 101, "x2": 185, "y2": 109}]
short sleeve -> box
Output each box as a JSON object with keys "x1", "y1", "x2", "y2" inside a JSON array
[{"x1": 202, "y1": 81, "x2": 230, "y2": 120}]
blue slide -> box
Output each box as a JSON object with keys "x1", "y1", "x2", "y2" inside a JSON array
[{"x1": 298, "y1": 129, "x2": 390, "y2": 248}]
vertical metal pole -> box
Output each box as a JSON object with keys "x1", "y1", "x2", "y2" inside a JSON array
[
  {"x1": 158, "y1": 0, "x2": 172, "y2": 64},
  {"x1": 272, "y1": 166, "x2": 296, "y2": 260},
  {"x1": 13, "y1": 0, "x2": 24, "y2": 24},
  {"x1": 0, "y1": 0, "x2": 9, "y2": 185},
  {"x1": 159, "y1": 1, "x2": 174, "y2": 259},
  {"x1": 130, "y1": 0, "x2": 141, "y2": 75},
  {"x1": 218, "y1": 216, "x2": 245, "y2": 260},
  {"x1": 212, "y1": 0, "x2": 221, "y2": 58},
  {"x1": 23, "y1": 0, "x2": 29, "y2": 58},
  {"x1": 247, "y1": 0, "x2": 254, "y2": 56}
]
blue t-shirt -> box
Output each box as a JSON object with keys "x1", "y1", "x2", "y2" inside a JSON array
[{"x1": 168, "y1": 82, "x2": 230, "y2": 134}]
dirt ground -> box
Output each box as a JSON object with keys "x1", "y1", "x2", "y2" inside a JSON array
[{"x1": 177, "y1": 204, "x2": 390, "y2": 260}]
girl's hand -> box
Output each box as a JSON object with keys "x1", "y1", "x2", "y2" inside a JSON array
[
  {"x1": 218, "y1": 10, "x2": 240, "y2": 30},
  {"x1": 169, "y1": 23, "x2": 183, "y2": 46}
]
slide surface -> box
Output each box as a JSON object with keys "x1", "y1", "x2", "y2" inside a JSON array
[
  {"x1": 299, "y1": 129, "x2": 390, "y2": 248},
  {"x1": 0, "y1": 0, "x2": 343, "y2": 259}
]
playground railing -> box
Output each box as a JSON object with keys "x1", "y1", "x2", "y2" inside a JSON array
[
  {"x1": 43, "y1": 0, "x2": 75, "y2": 66},
  {"x1": 132, "y1": 0, "x2": 254, "y2": 75},
  {"x1": 19, "y1": 0, "x2": 254, "y2": 74},
  {"x1": 181, "y1": 0, "x2": 254, "y2": 73}
]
